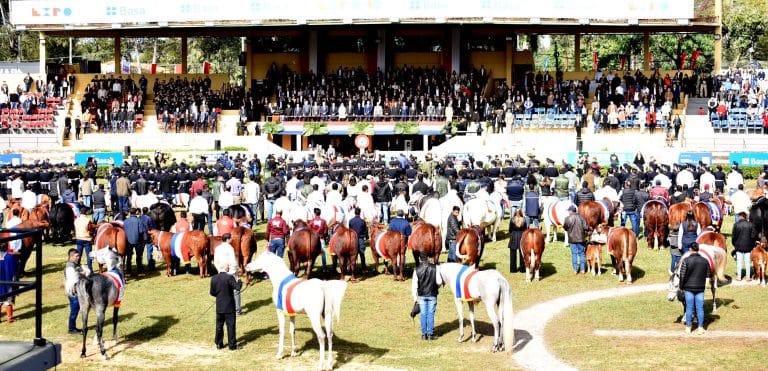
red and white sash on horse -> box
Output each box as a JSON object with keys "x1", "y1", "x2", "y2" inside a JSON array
[
  {"x1": 66, "y1": 202, "x2": 81, "y2": 218},
  {"x1": 598, "y1": 199, "x2": 612, "y2": 221},
  {"x1": 546, "y1": 200, "x2": 571, "y2": 226},
  {"x1": 705, "y1": 201, "x2": 722, "y2": 222},
  {"x1": 374, "y1": 231, "x2": 390, "y2": 260},
  {"x1": 276, "y1": 274, "x2": 302, "y2": 316},
  {"x1": 170, "y1": 232, "x2": 191, "y2": 264},
  {"x1": 455, "y1": 265, "x2": 479, "y2": 301},
  {"x1": 102, "y1": 269, "x2": 125, "y2": 308},
  {"x1": 94, "y1": 223, "x2": 112, "y2": 248},
  {"x1": 698, "y1": 247, "x2": 716, "y2": 272}
]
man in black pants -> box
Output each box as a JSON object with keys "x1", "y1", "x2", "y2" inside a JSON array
[{"x1": 210, "y1": 261, "x2": 243, "y2": 350}]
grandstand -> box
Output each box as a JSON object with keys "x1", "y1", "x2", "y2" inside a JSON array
[{"x1": 6, "y1": 0, "x2": 725, "y2": 156}]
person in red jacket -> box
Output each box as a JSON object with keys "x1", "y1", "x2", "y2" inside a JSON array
[
  {"x1": 174, "y1": 211, "x2": 191, "y2": 233},
  {"x1": 309, "y1": 208, "x2": 329, "y2": 271},
  {"x1": 266, "y1": 210, "x2": 290, "y2": 257},
  {"x1": 216, "y1": 208, "x2": 235, "y2": 236}
]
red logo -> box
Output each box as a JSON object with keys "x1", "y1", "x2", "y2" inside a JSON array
[{"x1": 31, "y1": 7, "x2": 72, "y2": 17}]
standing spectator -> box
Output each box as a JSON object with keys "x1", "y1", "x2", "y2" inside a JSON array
[
  {"x1": 574, "y1": 181, "x2": 595, "y2": 206},
  {"x1": 216, "y1": 209, "x2": 235, "y2": 237},
  {"x1": 507, "y1": 209, "x2": 528, "y2": 273},
  {"x1": 116, "y1": 171, "x2": 131, "y2": 215},
  {"x1": 189, "y1": 190, "x2": 209, "y2": 231},
  {"x1": 243, "y1": 177, "x2": 260, "y2": 226},
  {"x1": 731, "y1": 211, "x2": 757, "y2": 281},
  {"x1": 445, "y1": 206, "x2": 460, "y2": 263},
  {"x1": 123, "y1": 208, "x2": 146, "y2": 276},
  {"x1": 64, "y1": 248, "x2": 86, "y2": 334},
  {"x1": 679, "y1": 242, "x2": 710, "y2": 334},
  {"x1": 79, "y1": 175, "x2": 94, "y2": 212},
  {"x1": 388, "y1": 210, "x2": 413, "y2": 260},
  {"x1": 677, "y1": 211, "x2": 701, "y2": 255},
  {"x1": 173, "y1": 211, "x2": 191, "y2": 233},
  {"x1": 348, "y1": 207, "x2": 368, "y2": 270},
  {"x1": 210, "y1": 252, "x2": 243, "y2": 350},
  {"x1": 618, "y1": 180, "x2": 640, "y2": 237},
  {"x1": 91, "y1": 184, "x2": 107, "y2": 223},
  {"x1": 522, "y1": 184, "x2": 540, "y2": 227},
  {"x1": 73, "y1": 213, "x2": 94, "y2": 272},
  {"x1": 411, "y1": 251, "x2": 442, "y2": 341},
  {"x1": 310, "y1": 208, "x2": 329, "y2": 272},
  {"x1": 0, "y1": 209, "x2": 22, "y2": 322},
  {"x1": 374, "y1": 175, "x2": 393, "y2": 224},
  {"x1": 213, "y1": 233, "x2": 243, "y2": 315},
  {"x1": 266, "y1": 210, "x2": 290, "y2": 257},
  {"x1": 668, "y1": 220, "x2": 681, "y2": 274},
  {"x1": 563, "y1": 205, "x2": 588, "y2": 274},
  {"x1": 140, "y1": 207, "x2": 157, "y2": 271}
]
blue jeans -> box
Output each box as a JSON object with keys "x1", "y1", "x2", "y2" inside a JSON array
[
  {"x1": 447, "y1": 239, "x2": 457, "y2": 262},
  {"x1": 118, "y1": 196, "x2": 130, "y2": 215},
  {"x1": 92, "y1": 208, "x2": 106, "y2": 224},
  {"x1": 76, "y1": 240, "x2": 93, "y2": 272},
  {"x1": 684, "y1": 291, "x2": 705, "y2": 328},
  {"x1": 248, "y1": 203, "x2": 259, "y2": 225},
  {"x1": 270, "y1": 238, "x2": 285, "y2": 258},
  {"x1": 266, "y1": 199, "x2": 276, "y2": 221},
  {"x1": 623, "y1": 211, "x2": 640, "y2": 237},
  {"x1": 670, "y1": 252, "x2": 681, "y2": 273},
  {"x1": 569, "y1": 243, "x2": 586, "y2": 273},
  {"x1": 377, "y1": 202, "x2": 390, "y2": 224},
  {"x1": 526, "y1": 216, "x2": 540, "y2": 228},
  {"x1": 82, "y1": 195, "x2": 92, "y2": 209},
  {"x1": 417, "y1": 296, "x2": 437, "y2": 336},
  {"x1": 736, "y1": 251, "x2": 751, "y2": 279},
  {"x1": 145, "y1": 243, "x2": 155, "y2": 266},
  {"x1": 68, "y1": 295, "x2": 80, "y2": 331}
]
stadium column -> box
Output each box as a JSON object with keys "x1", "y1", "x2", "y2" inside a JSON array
[
  {"x1": 244, "y1": 37, "x2": 252, "y2": 88},
  {"x1": 38, "y1": 32, "x2": 46, "y2": 78},
  {"x1": 308, "y1": 31, "x2": 318, "y2": 73},
  {"x1": 505, "y1": 35, "x2": 514, "y2": 87},
  {"x1": 450, "y1": 28, "x2": 460, "y2": 74},
  {"x1": 377, "y1": 29, "x2": 386, "y2": 72},
  {"x1": 713, "y1": 0, "x2": 722, "y2": 72},
  {"x1": 114, "y1": 36, "x2": 121, "y2": 73},
  {"x1": 181, "y1": 36, "x2": 188, "y2": 74},
  {"x1": 642, "y1": 32, "x2": 650, "y2": 71},
  {"x1": 574, "y1": 33, "x2": 581, "y2": 72}
]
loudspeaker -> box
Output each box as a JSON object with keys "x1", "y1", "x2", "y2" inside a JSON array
[
  {"x1": 87, "y1": 60, "x2": 102, "y2": 74},
  {"x1": 238, "y1": 52, "x2": 247, "y2": 67},
  {"x1": 214, "y1": 140, "x2": 221, "y2": 151},
  {"x1": 124, "y1": 146, "x2": 131, "y2": 157}
]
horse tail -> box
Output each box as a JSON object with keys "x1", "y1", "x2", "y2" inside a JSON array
[
  {"x1": 455, "y1": 230, "x2": 468, "y2": 260},
  {"x1": 529, "y1": 235, "x2": 536, "y2": 271},
  {"x1": 622, "y1": 229, "x2": 629, "y2": 264},
  {"x1": 498, "y1": 275, "x2": 515, "y2": 353},
  {"x1": 323, "y1": 280, "x2": 348, "y2": 324}
]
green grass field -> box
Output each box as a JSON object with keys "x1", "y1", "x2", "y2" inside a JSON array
[{"x1": 1, "y1": 212, "x2": 766, "y2": 370}]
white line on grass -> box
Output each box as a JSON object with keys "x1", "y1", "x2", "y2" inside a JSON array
[{"x1": 593, "y1": 329, "x2": 768, "y2": 338}]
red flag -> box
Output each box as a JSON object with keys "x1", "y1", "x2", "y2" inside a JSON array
[
  {"x1": 174, "y1": 64, "x2": 182, "y2": 74},
  {"x1": 203, "y1": 61, "x2": 211, "y2": 75},
  {"x1": 150, "y1": 63, "x2": 157, "y2": 74},
  {"x1": 593, "y1": 52, "x2": 598, "y2": 71},
  {"x1": 679, "y1": 52, "x2": 688, "y2": 69},
  {"x1": 620, "y1": 55, "x2": 626, "y2": 71},
  {"x1": 690, "y1": 50, "x2": 701, "y2": 70}
]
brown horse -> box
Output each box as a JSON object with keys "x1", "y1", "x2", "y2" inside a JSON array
[
  {"x1": 578, "y1": 198, "x2": 616, "y2": 234},
  {"x1": 286, "y1": 220, "x2": 322, "y2": 278},
  {"x1": 520, "y1": 227, "x2": 545, "y2": 282},
  {"x1": 408, "y1": 220, "x2": 441, "y2": 265},
  {"x1": 208, "y1": 227, "x2": 257, "y2": 284},
  {"x1": 369, "y1": 222, "x2": 407, "y2": 281},
  {"x1": 596, "y1": 225, "x2": 638, "y2": 284},
  {"x1": 752, "y1": 242, "x2": 768, "y2": 286},
  {"x1": 455, "y1": 226, "x2": 483, "y2": 268},
  {"x1": 696, "y1": 230, "x2": 727, "y2": 250},
  {"x1": 92, "y1": 222, "x2": 128, "y2": 272},
  {"x1": 328, "y1": 225, "x2": 359, "y2": 281},
  {"x1": 693, "y1": 201, "x2": 723, "y2": 232},
  {"x1": 586, "y1": 242, "x2": 603, "y2": 276},
  {"x1": 9, "y1": 220, "x2": 50, "y2": 278},
  {"x1": 148, "y1": 229, "x2": 210, "y2": 277},
  {"x1": 669, "y1": 202, "x2": 692, "y2": 229},
  {"x1": 642, "y1": 200, "x2": 669, "y2": 250}
]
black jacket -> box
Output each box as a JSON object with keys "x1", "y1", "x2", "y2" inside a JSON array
[
  {"x1": 263, "y1": 177, "x2": 283, "y2": 200},
  {"x1": 374, "y1": 181, "x2": 392, "y2": 202},
  {"x1": 575, "y1": 188, "x2": 595, "y2": 206},
  {"x1": 445, "y1": 214, "x2": 460, "y2": 241},
  {"x1": 210, "y1": 272, "x2": 242, "y2": 314},
  {"x1": 415, "y1": 262, "x2": 439, "y2": 297},
  {"x1": 680, "y1": 253, "x2": 711, "y2": 293},
  {"x1": 732, "y1": 219, "x2": 757, "y2": 253}
]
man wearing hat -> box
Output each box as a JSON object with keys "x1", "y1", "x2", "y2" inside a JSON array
[
  {"x1": 731, "y1": 211, "x2": 757, "y2": 281},
  {"x1": 563, "y1": 205, "x2": 588, "y2": 274}
]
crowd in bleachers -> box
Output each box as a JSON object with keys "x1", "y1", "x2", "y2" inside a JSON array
[
  {"x1": 80, "y1": 74, "x2": 147, "y2": 133},
  {"x1": 153, "y1": 76, "x2": 247, "y2": 133},
  {"x1": 706, "y1": 69, "x2": 768, "y2": 134},
  {"x1": 0, "y1": 74, "x2": 65, "y2": 134}
]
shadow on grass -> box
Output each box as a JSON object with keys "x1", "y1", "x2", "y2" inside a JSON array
[
  {"x1": 512, "y1": 329, "x2": 532, "y2": 352},
  {"x1": 124, "y1": 315, "x2": 180, "y2": 342},
  {"x1": 240, "y1": 325, "x2": 277, "y2": 344},
  {"x1": 539, "y1": 262, "x2": 557, "y2": 280},
  {"x1": 292, "y1": 333, "x2": 389, "y2": 367},
  {"x1": 242, "y1": 297, "x2": 272, "y2": 313},
  {"x1": 14, "y1": 303, "x2": 67, "y2": 321}
]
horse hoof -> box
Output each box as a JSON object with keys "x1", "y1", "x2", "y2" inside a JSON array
[
  {"x1": 102, "y1": 354, "x2": 110, "y2": 361},
  {"x1": 290, "y1": 351, "x2": 297, "y2": 357},
  {"x1": 471, "y1": 336, "x2": 478, "y2": 343},
  {"x1": 275, "y1": 353, "x2": 283, "y2": 360},
  {"x1": 80, "y1": 353, "x2": 86, "y2": 359}
]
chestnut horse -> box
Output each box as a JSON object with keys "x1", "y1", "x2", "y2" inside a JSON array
[
  {"x1": 369, "y1": 222, "x2": 407, "y2": 281},
  {"x1": 696, "y1": 230, "x2": 727, "y2": 249},
  {"x1": 209, "y1": 227, "x2": 258, "y2": 284},
  {"x1": 595, "y1": 225, "x2": 638, "y2": 284},
  {"x1": 328, "y1": 224, "x2": 359, "y2": 281},
  {"x1": 148, "y1": 229, "x2": 210, "y2": 277},
  {"x1": 752, "y1": 242, "x2": 768, "y2": 287},
  {"x1": 642, "y1": 200, "x2": 669, "y2": 250},
  {"x1": 669, "y1": 202, "x2": 692, "y2": 229},
  {"x1": 8, "y1": 219, "x2": 49, "y2": 278},
  {"x1": 694, "y1": 200, "x2": 724, "y2": 232},
  {"x1": 286, "y1": 220, "x2": 322, "y2": 278},
  {"x1": 520, "y1": 227, "x2": 545, "y2": 282},
  {"x1": 578, "y1": 198, "x2": 616, "y2": 234},
  {"x1": 455, "y1": 226, "x2": 483, "y2": 268},
  {"x1": 585, "y1": 242, "x2": 603, "y2": 276},
  {"x1": 92, "y1": 222, "x2": 128, "y2": 272},
  {"x1": 408, "y1": 220, "x2": 441, "y2": 265}
]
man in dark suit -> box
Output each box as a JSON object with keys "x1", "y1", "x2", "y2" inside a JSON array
[{"x1": 210, "y1": 265, "x2": 243, "y2": 350}]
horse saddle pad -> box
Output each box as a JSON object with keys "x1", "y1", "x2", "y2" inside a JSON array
[
  {"x1": 374, "y1": 231, "x2": 390, "y2": 260},
  {"x1": 276, "y1": 274, "x2": 302, "y2": 316},
  {"x1": 455, "y1": 265, "x2": 479, "y2": 301},
  {"x1": 705, "y1": 202, "x2": 721, "y2": 221},
  {"x1": 170, "y1": 233, "x2": 191, "y2": 264},
  {"x1": 102, "y1": 269, "x2": 125, "y2": 307}
]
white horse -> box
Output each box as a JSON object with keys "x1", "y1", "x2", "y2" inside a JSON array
[
  {"x1": 462, "y1": 197, "x2": 502, "y2": 241},
  {"x1": 667, "y1": 244, "x2": 728, "y2": 314},
  {"x1": 246, "y1": 252, "x2": 348, "y2": 370},
  {"x1": 542, "y1": 198, "x2": 574, "y2": 245},
  {"x1": 439, "y1": 263, "x2": 514, "y2": 353},
  {"x1": 321, "y1": 200, "x2": 351, "y2": 228},
  {"x1": 439, "y1": 190, "x2": 464, "y2": 246},
  {"x1": 274, "y1": 198, "x2": 312, "y2": 229}
]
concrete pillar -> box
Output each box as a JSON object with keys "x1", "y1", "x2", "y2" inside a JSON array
[
  {"x1": 642, "y1": 32, "x2": 650, "y2": 71},
  {"x1": 423, "y1": 135, "x2": 429, "y2": 152},
  {"x1": 377, "y1": 29, "x2": 386, "y2": 72},
  {"x1": 505, "y1": 37, "x2": 514, "y2": 86},
  {"x1": 295, "y1": 135, "x2": 303, "y2": 151},
  {"x1": 244, "y1": 37, "x2": 252, "y2": 89},
  {"x1": 38, "y1": 32, "x2": 46, "y2": 78},
  {"x1": 114, "y1": 35, "x2": 121, "y2": 74},
  {"x1": 451, "y1": 28, "x2": 461, "y2": 74},
  {"x1": 713, "y1": 0, "x2": 723, "y2": 72},
  {"x1": 574, "y1": 33, "x2": 581, "y2": 72},
  {"x1": 308, "y1": 30, "x2": 318, "y2": 73},
  {"x1": 181, "y1": 36, "x2": 188, "y2": 74}
]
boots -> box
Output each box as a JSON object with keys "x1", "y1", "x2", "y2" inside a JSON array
[{"x1": 5, "y1": 305, "x2": 14, "y2": 323}]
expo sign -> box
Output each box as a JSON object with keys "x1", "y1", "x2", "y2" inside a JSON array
[{"x1": 31, "y1": 7, "x2": 72, "y2": 17}]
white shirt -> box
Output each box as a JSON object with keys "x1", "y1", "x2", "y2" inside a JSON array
[
  {"x1": 652, "y1": 173, "x2": 672, "y2": 190},
  {"x1": 188, "y1": 195, "x2": 209, "y2": 214},
  {"x1": 137, "y1": 192, "x2": 159, "y2": 210},
  {"x1": 726, "y1": 171, "x2": 744, "y2": 192},
  {"x1": 310, "y1": 176, "x2": 325, "y2": 190},
  {"x1": 676, "y1": 170, "x2": 695, "y2": 189},
  {"x1": 21, "y1": 190, "x2": 37, "y2": 210},
  {"x1": 243, "y1": 182, "x2": 260, "y2": 204},
  {"x1": 5, "y1": 216, "x2": 22, "y2": 253},
  {"x1": 594, "y1": 185, "x2": 619, "y2": 203},
  {"x1": 286, "y1": 178, "x2": 299, "y2": 201},
  {"x1": 699, "y1": 172, "x2": 716, "y2": 193},
  {"x1": 730, "y1": 190, "x2": 751, "y2": 216},
  {"x1": 218, "y1": 191, "x2": 234, "y2": 209},
  {"x1": 10, "y1": 178, "x2": 23, "y2": 199},
  {"x1": 213, "y1": 241, "x2": 238, "y2": 274},
  {"x1": 325, "y1": 189, "x2": 343, "y2": 206}
]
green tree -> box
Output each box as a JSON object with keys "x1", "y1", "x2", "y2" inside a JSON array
[{"x1": 722, "y1": 0, "x2": 768, "y2": 66}]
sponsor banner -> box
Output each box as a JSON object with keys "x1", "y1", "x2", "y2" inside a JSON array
[
  {"x1": 0, "y1": 154, "x2": 23, "y2": 166},
  {"x1": 729, "y1": 152, "x2": 768, "y2": 167},
  {"x1": 678, "y1": 152, "x2": 712, "y2": 165},
  {"x1": 11, "y1": 0, "x2": 695, "y2": 26},
  {"x1": 74, "y1": 152, "x2": 123, "y2": 166}
]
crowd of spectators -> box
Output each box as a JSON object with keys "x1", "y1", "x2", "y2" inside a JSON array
[
  {"x1": 79, "y1": 74, "x2": 147, "y2": 133},
  {"x1": 705, "y1": 69, "x2": 768, "y2": 133},
  {"x1": 1, "y1": 73, "x2": 69, "y2": 133},
  {"x1": 153, "y1": 76, "x2": 248, "y2": 133}
]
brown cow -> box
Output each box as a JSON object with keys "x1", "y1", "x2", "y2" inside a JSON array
[
  {"x1": 596, "y1": 225, "x2": 638, "y2": 284},
  {"x1": 752, "y1": 242, "x2": 768, "y2": 287},
  {"x1": 520, "y1": 227, "x2": 545, "y2": 282},
  {"x1": 578, "y1": 198, "x2": 616, "y2": 235},
  {"x1": 586, "y1": 243, "x2": 603, "y2": 276},
  {"x1": 408, "y1": 220, "x2": 441, "y2": 265},
  {"x1": 696, "y1": 230, "x2": 727, "y2": 250},
  {"x1": 455, "y1": 226, "x2": 483, "y2": 268},
  {"x1": 148, "y1": 229, "x2": 210, "y2": 277},
  {"x1": 642, "y1": 200, "x2": 669, "y2": 250},
  {"x1": 286, "y1": 220, "x2": 322, "y2": 278},
  {"x1": 369, "y1": 222, "x2": 407, "y2": 281},
  {"x1": 328, "y1": 225, "x2": 359, "y2": 281}
]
